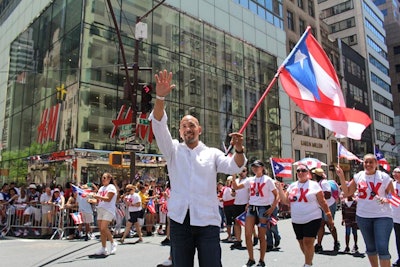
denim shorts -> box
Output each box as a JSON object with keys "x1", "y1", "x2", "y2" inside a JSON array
[
  {"x1": 322, "y1": 202, "x2": 337, "y2": 221},
  {"x1": 356, "y1": 215, "x2": 392, "y2": 260},
  {"x1": 246, "y1": 205, "x2": 271, "y2": 220}
]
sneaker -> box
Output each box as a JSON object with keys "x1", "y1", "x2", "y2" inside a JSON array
[
  {"x1": 392, "y1": 259, "x2": 400, "y2": 266},
  {"x1": 14, "y1": 230, "x2": 22, "y2": 237},
  {"x1": 23, "y1": 229, "x2": 29, "y2": 236},
  {"x1": 23, "y1": 222, "x2": 32, "y2": 226},
  {"x1": 352, "y1": 245, "x2": 359, "y2": 253},
  {"x1": 161, "y1": 237, "x2": 171, "y2": 246},
  {"x1": 274, "y1": 236, "x2": 281, "y2": 248},
  {"x1": 266, "y1": 245, "x2": 273, "y2": 252},
  {"x1": 334, "y1": 241, "x2": 340, "y2": 251},
  {"x1": 243, "y1": 259, "x2": 256, "y2": 267},
  {"x1": 230, "y1": 240, "x2": 242, "y2": 250},
  {"x1": 95, "y1": 246, "x2": 109, "y2": 255},
  {"x1": 256, "y1": 260, "x2": 266, "y2": 267},
  {"x1": 253, "y1": 237, "x2": 259, "y2": 246},
  {"x1": 314, "y1": 244, "x2": 323, "y2": 253},
  {"x1": 90, "y1": 233, "x2": 96, "y2": 240},
  {"x1": 156, "y1": 259, "x2": 173, "y2": 267},
  {"x1": 110, "y1": 242, "x2": 117, "y2": 254},
  {"x1": 344, "y1": 246, "x2": 350, "y2": 253},
  {"x1": 34, "y1": 230, "x2": 40, "y2": 236}
]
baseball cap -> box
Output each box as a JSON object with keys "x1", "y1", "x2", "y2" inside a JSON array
[
  {"x1": 312, "y1": 168, "x2": 324, "y2": 176},
  {"x1": 251, "y1": 160, "x2": 264, "y2": 167}
]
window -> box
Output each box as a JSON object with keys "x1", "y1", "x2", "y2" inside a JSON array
[
  {"x1": 330, "y1": 17, "x2": 355, "y2": 33},
  {"x1": 297, "y1": 0, "x2": 303, "y2": 9},
  {"x1": 394, "y1": 46, "x2": 400, "y2": 55},
  {"x1": 308, "y1": 0, "x2": 315, "y2": 17},
  {"x1": 299, "y1": 19, "x2": 305, "y2": 35},
  {"x1": 287, "y1": 10, "x2": 295, "y2": 31},
  {"x1": 396, "y1": 64, "x2": 400, "y2": 73}
]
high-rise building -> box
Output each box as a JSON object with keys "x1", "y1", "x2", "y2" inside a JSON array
[
  {"x1": 0, "y1": 0, "x2": 289, "y2": 185},
  {"x1": 373, "y1": 0, "x2": 400, "y2": 165},
  {"x1": 319, "y1": 0, "x2": 396, "y2": 166}
]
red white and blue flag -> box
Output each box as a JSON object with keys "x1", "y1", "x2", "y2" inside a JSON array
[
  {"x1": 337, "y1": 142, "x2": 362, "y2": 162},
  {"x1": 279, "y1": 27, "x2": 371, "y2": 140},
  {"x1": 387, "y1": 193, "x2": 400, "y2": 207},
  {"x1": 235, "y1": 211, "x2": 246, "y2": 227},
  {"x1": 270, "y1": 158, "x2": 294, "y2": 178},
  {"x1": 147, "y1": 198, "x2": 156, "y2": 214},
  {"x1": 71, "y1": 184, "x2": 91, "y2": 198},
  {"x1": 375, "y1": 146, "x2": 390, "y2": 172},
  {"x1": 70, "y1": 212, "x2": 83, "y2": 225}
]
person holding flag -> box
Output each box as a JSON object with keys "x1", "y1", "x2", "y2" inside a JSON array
[
  {"x1": 88, "y1": 172, "x2": 118, "y2": 256},
  {"x1": 150, "y1": 69, "x2": 246, "y2": 267},
  {"x1": 392, "y1": 167, "x2": 400, "y2": 266},
  {"x1": 231, "y1": 160, "x2": 279, "y2": 267},
  {"x1": 336, "y1": 154, "x2": 395, "y2": 267},
  {"x1": 119, "y1": 184, "x2": 143, "y2": 244}
]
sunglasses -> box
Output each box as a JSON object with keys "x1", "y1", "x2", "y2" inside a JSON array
[{"x1": 296, "y1": 169, "x2": 308, "y2": 173}]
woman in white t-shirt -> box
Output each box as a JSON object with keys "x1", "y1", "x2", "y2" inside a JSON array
[
  {"x1": 119, "y1": 184, "x2": 143, "y2": 244},
  {"x1": 337, "y1": 154, "x2": 394, "y2": 267},
  {"x1": 276, "y1": 164, "x2": 333, "y2": 267},
  {"x1": 232, "y1": 160, "x2": 278, "y2": 267},
  {"x1": 392, "y1": 167, "x2": 400, "y2": 267},
  {"x1": 89, "y1": 172, "x2": 118, "y2": 256}
]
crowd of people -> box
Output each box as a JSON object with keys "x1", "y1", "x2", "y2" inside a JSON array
[{"x1": 3, "y1": 68, "x2": 400, "y2": 267}]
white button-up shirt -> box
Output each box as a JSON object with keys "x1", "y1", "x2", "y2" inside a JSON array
[{"x1": 150, "y1": 111, "x2": 246, "y2": 226}]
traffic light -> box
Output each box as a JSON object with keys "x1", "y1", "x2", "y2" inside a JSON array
[
  {"x1": 109, "y1": 152, "x2": 122, "y2": 166},
  {"x1": 141, "y1": 84, "x2": 153, "y2": 113}
]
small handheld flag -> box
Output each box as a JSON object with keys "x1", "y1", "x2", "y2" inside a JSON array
[
  {"x1": 270, "y1": 158, "x2": 294, "y2": 178},
  {"x1": 337, "y1": 142, "x2": 362, "y2": 162},
  {"x1": 71, "y1": 184, "x2": 91, "y2": 198},
  {"x1": 147, "y1": 199, "x2": 156, "y2": 214},
  {"x1": 387, "y1": 193, "x2": 400, "y2": 207},
  {"x1": 235, "y1": 211, "x2": 246, "y2": 227},
  {"x1": 70, "y1": 212, "x2": 83, "y2": 225},
  {"x1": 375, "y1": 146, "x2": 390, "y2": 172}
]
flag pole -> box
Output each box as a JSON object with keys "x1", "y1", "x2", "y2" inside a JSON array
[
  {"x1": 225, "y1": 69, "x2": 282, "y2": 155},
  {"x1": 270, "y1": 158, "x2": 276, "y2": 179},
  {"x1": 225, "y1": 27, "x2": 312, "y2": 155}
]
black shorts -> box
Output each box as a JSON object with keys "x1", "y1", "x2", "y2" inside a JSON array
[
  {"x1": 223, "y1": 205, "x2": 236, "y2": 226},
  {"x1": 233, "y1": 204, "x2": 247, "y2": 218},
  {"x1": 128, "y1": 210, "x2": 142, "y2": 223},
  {"x1": 292, "y1": 218, "x2": 322, "y2": 240}
]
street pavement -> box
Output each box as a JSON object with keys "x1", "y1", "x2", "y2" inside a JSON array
[{"x1": 0, "y1": 214, "x2": 398, "y2": 267}]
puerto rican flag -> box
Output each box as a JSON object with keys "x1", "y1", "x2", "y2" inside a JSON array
[
  {"x1": 375, "y1": 146, "x2": 390, "y2": 172},
  {"x1": 279, "y1": 26, "x2": 371, "y2": 140},
  {"x1": 71, "y1": 184, "x2": 91, "y2": 198},
  {"x1": 387, "y1": 193, "x2": 400, "y2": 207},
  {"x1": 235, "y1": 211, "x2": 246, "y2": 227},
  {"x1": 337, "y1": 142, "x2": 362, "y2": 162},
  {"x1": 70, "y1": 212, "x2": 83, "y2": 225},
  {"x1": 270, "y1": 158, "x2": 294, "y2": 178},
  {"x1": 147, "y1": 198, "x2": 156, "y2": 214}
]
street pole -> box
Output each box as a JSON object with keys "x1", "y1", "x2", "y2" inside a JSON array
[{"x1": 106, "y1": 0, "x2": 166, "y2": 182}]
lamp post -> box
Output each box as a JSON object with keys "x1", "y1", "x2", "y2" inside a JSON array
[{"x1": 106, "y1": 0, "x2": 166, "y2": 182}]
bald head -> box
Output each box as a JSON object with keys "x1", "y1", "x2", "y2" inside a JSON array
[{"x1": 179, "y1": 115, "x2": 202, "y2": 148}]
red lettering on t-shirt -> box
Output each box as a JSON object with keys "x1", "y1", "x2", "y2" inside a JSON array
[{"x1": 298, "y1": 188, "x2": 308, "y2": 202}]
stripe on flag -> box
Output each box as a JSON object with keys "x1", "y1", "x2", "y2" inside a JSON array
[{"x1": 387, "y1": 193, "x2": 400, "y2": 207}]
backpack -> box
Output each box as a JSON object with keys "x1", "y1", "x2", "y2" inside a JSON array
[{"x1": 328, "y1": 180, "x2": 340, "y2": 200}]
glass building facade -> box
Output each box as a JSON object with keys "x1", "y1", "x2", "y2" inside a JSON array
[{"x1": 2, "y1": 0, "x2": 281, "y2": 183}]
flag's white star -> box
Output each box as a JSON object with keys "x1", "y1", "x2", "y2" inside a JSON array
[{"x1": 294, "y1": 49, "x2": 307, "y2": 68}]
